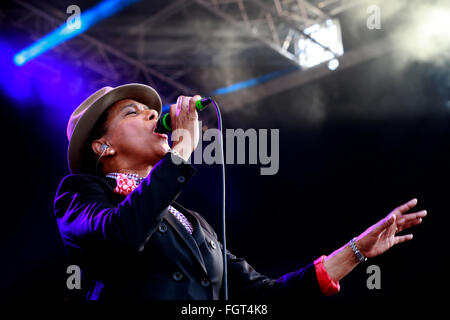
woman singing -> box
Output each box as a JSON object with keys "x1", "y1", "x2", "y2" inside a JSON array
[{"x1": 54, "y1": 83, "x2": 427, "y2": 300}]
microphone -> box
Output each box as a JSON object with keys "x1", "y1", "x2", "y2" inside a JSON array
[{"x1": 155, "y1": 97, "x2": 212, "y2": 134}]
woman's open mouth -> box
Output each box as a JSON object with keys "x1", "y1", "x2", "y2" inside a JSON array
[
  {"x1": 153, "y1": 131, "x2": 168, "y2": 139},
  {"x1": 151, "y1": 123, "x2": 168, "y2": 139}
]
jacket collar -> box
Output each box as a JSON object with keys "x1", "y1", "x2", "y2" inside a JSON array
[{"x1": 104, "y1": 175, "x2": 117, "y2": 190}]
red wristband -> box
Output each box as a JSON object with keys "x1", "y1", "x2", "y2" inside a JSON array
[{"x1": 314, "y1": 255, "x2": 340, "y2": 296}]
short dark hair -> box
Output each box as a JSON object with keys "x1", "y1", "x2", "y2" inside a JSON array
[{"x1": 83, "y1": 107, "x2": 111, "y2": 175}]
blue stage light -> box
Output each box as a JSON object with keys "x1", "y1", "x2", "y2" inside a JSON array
[
  {"x1": 212, "y1": 67, "x2": 298, "y2": 95},
  {"x1": 13, "y1": 0, "x2": 139, "y2": 66},
  {"x1": 161, "y1": 67, "x2": 299, "y2": 111}
]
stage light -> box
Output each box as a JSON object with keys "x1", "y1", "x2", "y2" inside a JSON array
[
  {"x1": 328, "y1": 58, "x2": 339, "y2": 70},
  {"x1": 422, "y1": 10, "x2": 450, "y2": 38},
  {"x1": 298, "y1": 19, "x2": 344, "y2": 69},
  {"x1": 212, "y1": 67, "x2": 298, "y2": 95},
  {"x1": 13, "y1": 54, "x2": 26, "y2": 66},
  {"x1": 160, "y1": 67, "x2": 299, "y2": 111},
  {"x1": 13, "y1": 0, "x2": 140, "y2": 66}
]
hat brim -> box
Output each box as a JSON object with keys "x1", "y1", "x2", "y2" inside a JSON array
[{"x1": 68, "y1": 83, "x2": 162, "y2": 174}]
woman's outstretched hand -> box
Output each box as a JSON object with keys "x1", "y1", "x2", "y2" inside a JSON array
[
  {"x1": 356, "y1": 198, "x2": 427, "y2": 258},
  {"x1": 323, "y1": 198, "x2": 427, "y2": 283}
]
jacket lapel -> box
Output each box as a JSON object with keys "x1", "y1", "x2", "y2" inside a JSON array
[
  {"x1": 171, "y1": 202, "x2": 207, "y2": 247},
  {"x1": 103, "y1": 176, "x2": 208, "y2": 274},
  {"x1": 164, "y1": 209, "x2": 208, "y2": 275},
  {"x1": 103, "y1": 176, "x2": 116, "y2": 190}
]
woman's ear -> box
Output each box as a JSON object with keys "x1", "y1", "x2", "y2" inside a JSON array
[{"x1": 92, "y1": 140, "x2": 115, "y2": 157}]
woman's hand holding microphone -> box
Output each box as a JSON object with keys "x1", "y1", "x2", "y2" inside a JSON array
[{"x1": 168, "y1": 95, "x2": 202, "y2": 162}]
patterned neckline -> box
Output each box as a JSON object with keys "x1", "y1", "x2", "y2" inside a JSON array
[
  {"x1": 105, "y1": 172, "x2": 146, "y2": 185},
  {"x1": 105, "y1": 172, "x2": 194, "y2": 234}
]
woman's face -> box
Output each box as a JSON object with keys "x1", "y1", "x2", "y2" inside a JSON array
[{"x1": 102, "y1": 98, "x2": 170, "y2": 167}]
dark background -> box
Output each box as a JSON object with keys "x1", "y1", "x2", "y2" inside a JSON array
[{"x1": 1, "y1": 0, "x2": 449, "y2": 303}]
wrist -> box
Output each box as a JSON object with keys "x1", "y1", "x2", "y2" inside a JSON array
[
  {"x1": 324, "y1": 243, "x2": 360, "y2": 282},
  {"x1": 170, "y1": 144, "x2": 190, "y2": 162}
]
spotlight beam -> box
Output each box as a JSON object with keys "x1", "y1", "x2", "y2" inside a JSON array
[
  {"x1": 14, "y1": 0, "x2": 140, "y2": 66},
  {"x1": 9, "y1": 0, "x2": 195, "y2": 97}
]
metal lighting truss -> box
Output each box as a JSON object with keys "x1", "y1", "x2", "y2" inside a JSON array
[
  {"x1": 194, "y1": 0, "x2": 365, "y2": 67},
  {"x1": 4, "y1": 0, "x2": 196, "y2": 103},
  {"x1": 2, "y1": 0, "x2": 369, "y2": 105}
]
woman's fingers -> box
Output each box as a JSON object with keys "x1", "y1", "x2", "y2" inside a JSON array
[
  {"x1": 398, "y1": 210, "x2": 427, "y2": 223},
  {"x1": 373, "y1": 213, "x2": 396, "y2": 235},
  {"x1": 176, "y1": 95, "x2": 201, "y2": 118},
  {"x1": 393, "y1": 198, "x2": 418, "y2": 216},
  {"x1": 397, "y1": 217, "x2": 423, "y2": 233},
  {"x1": 373, "y1": 200, "x2": 425, "y2": 236},
  {"x1": 396, "y1": 210, "x2": 426, "y2": 233},
  {"x1": 189, "y1": 95, "x2": 202, "y2": 114},
  {"x1": 394, "y1": 234, "x2": 413, "y2": 245},
  {"x1": 180, "y1": 96, "x2": 190, "y2": 113},
  {"x1": 397, "y1": 210, "x2": 427, "y2": 225}
]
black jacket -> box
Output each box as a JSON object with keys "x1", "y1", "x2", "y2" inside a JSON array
[{"x1": 54, "y1": 153, "x2": 322, "y2": 300}]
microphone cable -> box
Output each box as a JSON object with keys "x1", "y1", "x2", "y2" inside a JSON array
[
  {"x1": 211, "y1": 99, "x2": 228, "y2": 300},
  {"x1": 157, "y1": 97, "x2": 228, "y2": 299}
]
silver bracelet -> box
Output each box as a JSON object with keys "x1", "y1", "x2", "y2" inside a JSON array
[{"x1": 349, "y1": 237, "x2": 367, "y2": 263}]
